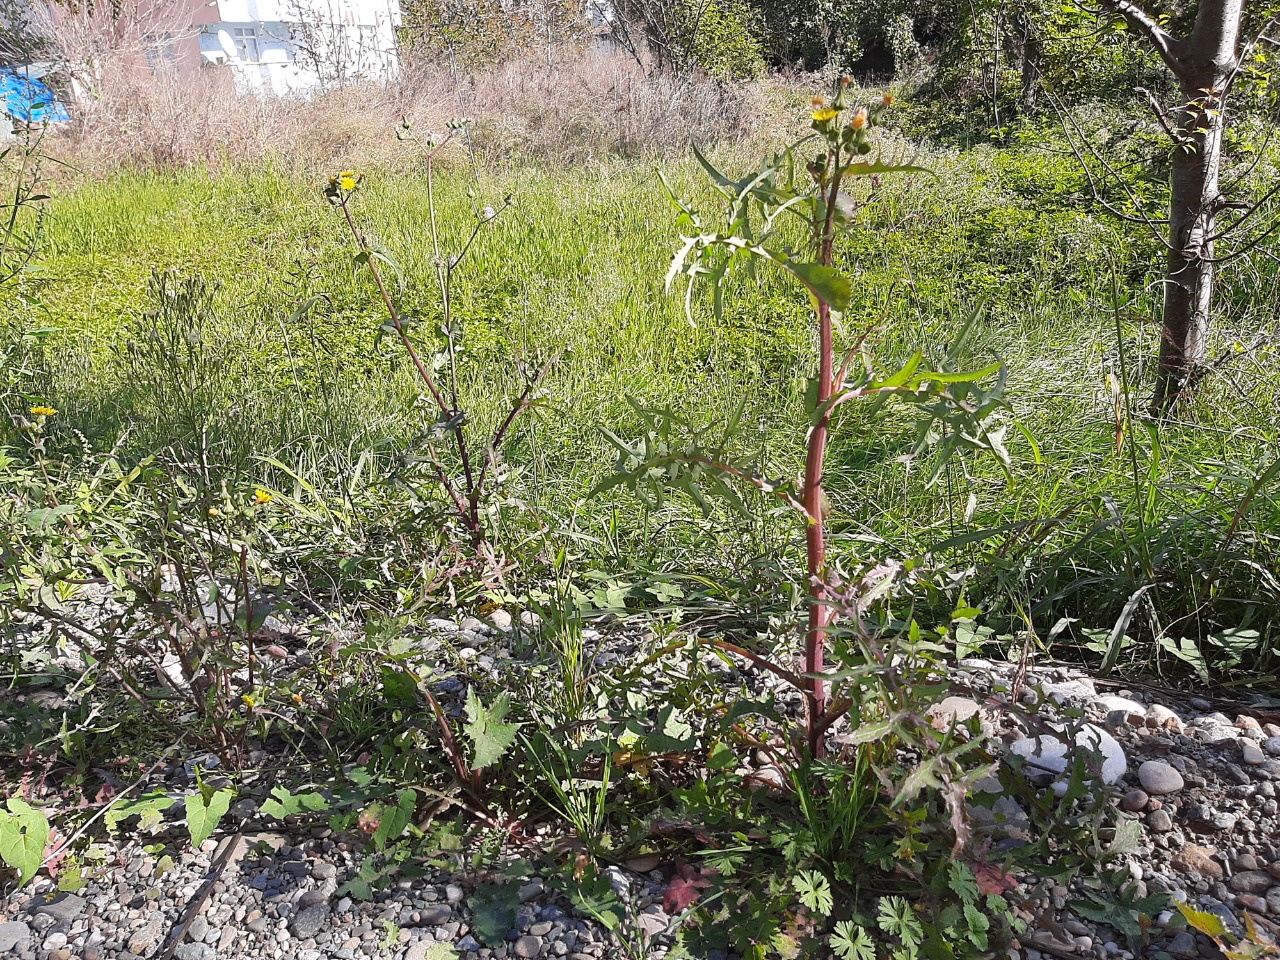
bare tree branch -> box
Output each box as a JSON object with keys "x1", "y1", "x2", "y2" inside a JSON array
[{"x1": 1095, "y1": 0, "x2": 1188, "y2": 76}]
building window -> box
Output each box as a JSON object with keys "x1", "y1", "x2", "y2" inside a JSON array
[
  {"x1": 232, "y1": 27, "x2": 260, "y2": 62},
  {"x1": 147, "y1": 34, "x2": 178, "y2": 70}
]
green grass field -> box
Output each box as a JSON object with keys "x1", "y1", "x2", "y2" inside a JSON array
[{"x1": 8, "y1": 135, "x2": 1280, "y2": 678}]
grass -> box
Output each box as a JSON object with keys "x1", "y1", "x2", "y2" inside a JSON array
[{"x1": 6, "y1": 125, "x2": 1280, "y2": 676}]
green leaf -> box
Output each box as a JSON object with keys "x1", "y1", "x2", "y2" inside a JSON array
[
  {"x1": 464, "y1": 689, "x2": 521, "y2": 770},
  {"x1": 104, "y1": 791, "x2": 175, "y2": 834},
  {"x1": 794, "y1": 869, "x2": 834, "y2": 917},
  {"x1": 0, "y1": 798, "x2": 50, "y2": 886},
  {"x1": 26, "y1": 504, "x2": 76, "y2": 531},
  {"x1": 470, "y1": 880, "x2": 520, "y2": 947},
  {"x1": 1176, "y1": 902, "x2": 1228, "y2": 938},
  {"x1": 831, "y1": 921, "x2": 875, "y2": 960},
  {"x1": 261, "y1": 787, "x2": 330, "y2": 820},
  {"x1": 372, "y1": 789, "x2": 417, "y2": 851},
  {"x1": 185, "y1": 786, "x2": 234, "y2": 850},
  {"x1": 786, "y1": 261, "x2": 852, "y2": 313}
]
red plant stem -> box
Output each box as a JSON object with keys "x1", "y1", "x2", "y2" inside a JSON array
[{"x1": 803, "y1": 150, "x2": 846, "y2": 758}]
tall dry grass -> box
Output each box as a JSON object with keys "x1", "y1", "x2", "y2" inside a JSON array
[{"x1": 50, "y1": 44, "x2": 775, "y2": 173}]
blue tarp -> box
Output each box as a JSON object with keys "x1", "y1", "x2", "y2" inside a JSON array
[{"x1": 0, "y1": 69, "x2": 69, "y2": 123}]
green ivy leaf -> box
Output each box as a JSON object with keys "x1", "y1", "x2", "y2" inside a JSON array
[
  {"x1": 185, "y1": 786, "x2": 234, "y2": 850},
  {"x1": 0, "y1": 798, "x2": 50, "y2": 886},
  {"x1": 261, "y1": 787, "x2": 330, "y2": 820}
]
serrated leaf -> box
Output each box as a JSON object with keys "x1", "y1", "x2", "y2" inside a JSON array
[
  {"x1": 831, "y1": 921, "x2": 875, "y2": 960},
  {"x1": 793, "y1": 869, "x2": 834, "y2": 916},
  {"x1": 0, "y1": 798, "x2": 50, "y2": 886},
  {"x1": 372, "y1": 789, "x2": 416, "y2": 851},
  {"x1": 185, "y1": 787, "x2": 234, "y2": 849},
  {"x1": 104, "y1": 791, "x2": 175, "y2": 833},
  {"x1": 464, "y1": 689, "x2": 521, "y2": 770},
  {"x1": 1176, "y1": 902, "x2": 1229, "y2": 938}
]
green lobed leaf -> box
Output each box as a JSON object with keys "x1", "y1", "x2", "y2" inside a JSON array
[
  {"x1": 0, "y1": 798, "x2": 50, "y2": 886},
  {"x1": 185, "y1": 786, "x2": 234, "y2": 850}
]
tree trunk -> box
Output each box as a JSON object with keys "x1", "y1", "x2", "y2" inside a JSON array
[
  {"x1": 1018, "y1": 16, "x2": 1040, "y2": 116},
  {"x1": 1150, "y1": 0, "x2": 1242, "y2": 413}
]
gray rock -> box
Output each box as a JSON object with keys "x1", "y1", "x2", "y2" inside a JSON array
[
  {"x1": 446, "y1": 884, "x2": 464, "y2": 903},
  {"x1": 1229, "y1": 871, "x2": 1273, "y2": 894},
  {"x1": 1096, "y1": 695, "x2": 1146, "y2": 723},
  {"x1": 1242, "y1": 740, "x2": 1266, "y2": 765},
  {"x1": 489, "y1": 610, "x2": 513, "y2": 632},
  {"x1": 188, "y1": 916, "x2": 209, "y2": 942},
  {"x1": 1263, "y1": 737, "x2": 1280, "y2": 757},
  {"x1": 290, "y1": 904, "x2": 329, "y2": 939},
  {"x1": 175, "y1": 945, "x2": 216, "y2": 960},
  {"x1": 1166, "y1": 931, "x2": 1197, "y2": 958},
  {"x1": 420, "y1": 904, "x2": 452, "y2": 925},
  {"x1": 1147, "y1": 809, "x2": 1173, "y2": 832},
  {"x1": 1138, "y1": 760, "x2": 1185, "y2": 795},
  {"x1": 29, "y1": 894, "x2": 86, "y2": 923},
  {"x1": 1009, "y1": 724, "x2": 1126, "y2": 789},
  {"x1": 514, "y1": 935, "x2": 543, "y2": 958},
  {"x1": 1121, "y1": 790, "x2": 1148, "y2": 812},
  {"x1": 518, "y1": 879, "x2": 545, "y2": 902},
  {"x1": 312, "y1": 861, "x2": 337, "y2": 880},
  {"x1": 457, "y1": 934, "x2": 482, "y2": 951},
  {"x1": 0, "y1": 921, "x2": 32, "y2": 952}
]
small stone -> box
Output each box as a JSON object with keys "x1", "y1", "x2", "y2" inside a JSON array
[
  {"x1": 1146, "y1": 704, "x2": 1185, "y2": 733},
  {"x1": 1166, "y1": 931, "x2": 1198, "y2": 958},
  {"x1": 514, "y1": 935, "x2": 543, "y2": 958},
  {"x1": 446, "y1": 884, "x2": 464, "y2": 903},
  {"x1": 290, "y1": 904, "x2": 328, "y2": 939},
  {"x1": 1263, "y1": 737, "x2": 1280, "y2": 757},
  {"x1": 529, "y1": 921, "x2": 554, "y2": 936},
  {"x1": 1171, "y1": 844, "x2": 1223, "y2": 880},
  {"x1": 1236, "y1": 854, "x2": 1260, "y2": 871},
  {"x1": 420, "y1": 904, "x2": 451, "y2": 925},
  {"x1": 43, "y1": 932, "x2": 68, "y2": 950},
  {"x1": 518, "y1": 879, "x2": 545, "y2": 902},
  {"x1": 1229, "y1": 871, "x2": 1273, "y2": 894},
  {"x1": 457, "y1": 934, "x2": 482, "y2": 951},
  {"x1": 1147, "y1": 809, "x2": 1173, "y2": 832},
  {"x1": 489, "y1": 609, "x2": 513, "y2": 631},
  {"x1": 312, "y1": 861, "x2": 337, "y2": 880},
  {"x1": 1190, "y1": 698, "x2": 1213, "y2": 710},
  {"x1": 1242, "y1": 740, "x2": 1266, "y2": 765},
  {"x1": 1121, "y1": 790, "x2": 1149, "y2": 812},
  {"x1": 1138, "y1": 760, "x2": 1185, "y2": 795},
  {"x1": 1235, "y1": 894, "x2": 1268, "y2": 914},
  {"x1": 175, "y1": 945, "x2": 216, "y2": 960}
]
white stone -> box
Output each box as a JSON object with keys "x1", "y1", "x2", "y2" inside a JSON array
[
  {"x1": 1241, "y1": 740, "x2": 1266, "y2": 765},
  {"x1": 1009, "y1": 723, "x2": 1126, "y2": 787},
  {"x1": 1137, "y1": 760, "x2": 1184, "y2": 795},
  {"x1": 1146, "y1": 704, "x2": 1185, "y2": 733},
  {"x1": 1096, "y1": 695, "x2": 1147, "y2": 723},
  {"x1": 1043, "y1": 678, "x2": 1098, "y2": 704}
]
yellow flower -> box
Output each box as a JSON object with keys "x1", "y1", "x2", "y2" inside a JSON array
[
  {"x1": 339, "y1": 170, "x2": 358, "y2": 191},
  {"x1": 253, "y1": 488, "x2": 274, "y2": 505},
  {"x1": 208, "y1": 507, "x2": 221, "y2": 518},
  {"x1": 882, "y1": 93, "x2": 896, "y2": 108},
  {"x1": 292, "y1": 693, "x2": 303, "y2": 704},
  {"x1": 241, "y1": 694, "x2": 256, "y2": 708},
  {"x1": 29, "y1": 405, "x2": 56, "y2": 416},
  {"x1": 811, "y1": 95, "x2": 838, "y2": 123},
  {"x1": 850, "y1": 107, "x2": 869, "y2": 130}
]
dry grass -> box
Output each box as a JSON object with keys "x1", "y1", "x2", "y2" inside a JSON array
[{"x1": 50, "y1": 45, "x2": 781, "y2": 174}]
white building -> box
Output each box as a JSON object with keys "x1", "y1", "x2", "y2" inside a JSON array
[{"x1": 185, "y1": 0, "x2": 401, "y2": 95}]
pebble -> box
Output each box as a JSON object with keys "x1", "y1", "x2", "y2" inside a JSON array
[
  {"x1": 1147, "y1": 809, "x2": 1173, "y2": 832},
  {"x1": 1120, "y1": 790, "x2": 1148, "y2": 812},
  {"x1": 1263, "y1": 737, "x2": 1280, "y2": 757},
  {"x1": 1138, "y1": 760, "x2": 1185, "y2": 795},
  {"x1": 1166, "y1": 931, "x2": 1198, "y2": 957},
  {"x1": 1171, "y1": 844, "x2": 1224, "y2": 880},
  {"x1": 1242, "y1": 740, "x2": 1266, "y2": 765},
  {"x1": 514, "y1": 934, "x2": 543, "y2": 958},
  {"x1": 1228, "y1": 871, "x2": 1273, "y2": 894}
]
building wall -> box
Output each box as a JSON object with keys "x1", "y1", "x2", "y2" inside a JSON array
[{"x1": 187, "y1": 0, "x2": 400, "y2": 95}]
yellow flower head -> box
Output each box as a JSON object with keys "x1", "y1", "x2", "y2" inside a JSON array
[
  {"x1": 253, "y1": 488, "x2": 274, "y2": 505},
  {"x1": 882, "y1": 93, "x2": 896, "y2": 108},
  {"x1": 850, "y1": 107, "x2": 869, "y2": 130},
  {"x1": 208, "y1": 507, "x2": 221, "y2": 518},
  {"x1": 811, "y1": 95, "x2": 838, "y2": 123},
  {"x1": 292, "y1": 693, "x2": 303, "y2": 704},
  {"x1": 339, "y1": 170, "x2": 358, "y2": 191},
  {"x1": 29, "y1": 405, "x2": 56, "y2": 417},
  {"x1": 241, "y1": 694, "x2": 256, "y2": 708}
]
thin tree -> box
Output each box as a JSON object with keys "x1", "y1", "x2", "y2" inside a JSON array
[{"x1": 1069, "y1": 0, "x2": 1278, "y2": 413}]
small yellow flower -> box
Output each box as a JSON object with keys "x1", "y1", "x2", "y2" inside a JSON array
[
  {"x1": 241, "y1": 694, "x2": 256, "y2": 708},
  {"x1": 253, "y1": 489, "x2": 274, "y2": 505},
  {"x1": 29, "y1": 405, "x2": 56, "y2": 417},
  {"x1": 882, "y1": 93, "x2": 896, "y2": 108},
  {"x1": 339, "y1": 170, "x2": 358, "y2": 191},
  {"x1": 292, "y1": 693, "x2": 303, "y2": 704},
  {"x1": 208, "y1": 507, "x2": 221, "y2": 518},
  {"x1": 811, "y1": 95, "x2": 838, "y2": 123},
  {"x1": 850, "y1": 107, "x2": 869, "y2": 130}
]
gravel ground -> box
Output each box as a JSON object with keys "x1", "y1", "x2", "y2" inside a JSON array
[{"x1": 4, "y1": 612, "x2": 1280, "y2": 959}]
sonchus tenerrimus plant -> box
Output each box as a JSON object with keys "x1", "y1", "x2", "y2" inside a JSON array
[{"x1": 605, "y1": 81, "x2": 1024, "y2": 757}]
